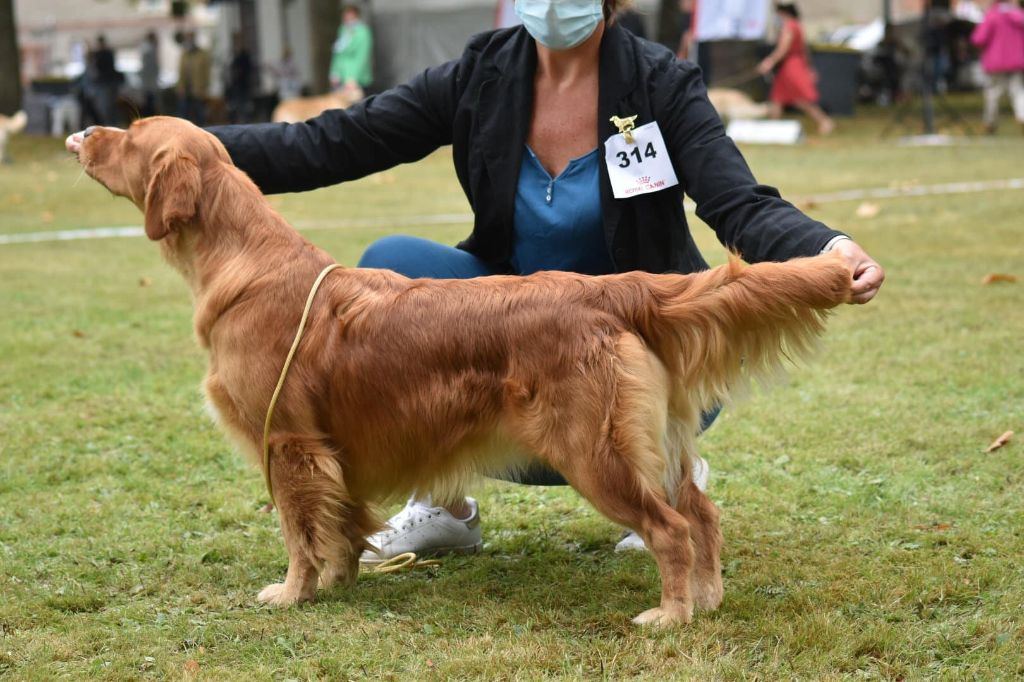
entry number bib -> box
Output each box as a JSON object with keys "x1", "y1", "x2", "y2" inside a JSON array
[{"x1": 603, "y1": 121, "x2": 679, "y2": 199}]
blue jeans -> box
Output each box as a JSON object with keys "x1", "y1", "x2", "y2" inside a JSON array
[{"x1": 358, "y1": 235, "x2": 720, "y2": 486}]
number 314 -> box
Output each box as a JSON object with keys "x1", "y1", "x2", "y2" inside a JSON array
[{"x1": 617, "y1": 142, "x2": 658, "y2": 168}]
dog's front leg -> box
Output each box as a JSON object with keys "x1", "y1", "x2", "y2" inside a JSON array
[{"x1": 257, "y1": 435, "x2": 354, "y2": 607}]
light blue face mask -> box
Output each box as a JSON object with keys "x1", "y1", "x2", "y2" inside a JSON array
[{"x1": 515, "y1": 0, "x2": 604, "y2": 50}]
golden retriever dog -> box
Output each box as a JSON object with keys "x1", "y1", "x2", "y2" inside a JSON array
[
  {"x1": 74, "y1": 116, "x2": 851, "y2": 626},
  {"x1": 0, "y1": 110, "x2": 27, "y2": 163},
  {"x1": 271, "y1": 88, "x2": 360, "y2": 123},
  {"x1": 707, "y1": 89, "x2": 770, "y2": 121}
]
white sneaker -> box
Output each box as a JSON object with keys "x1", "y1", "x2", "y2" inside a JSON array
[
  {"x1": 360, "y1": 496, "x2": 482, "y2": 564},
  {"x1": 615, "y1": 457, "x2": 710, "y2": 553},
  {"x1": 693, "y1": 456, "x2": 709, "y2": 492}
]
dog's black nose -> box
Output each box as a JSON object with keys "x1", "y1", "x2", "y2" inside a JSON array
[{"x1": 83, "y1": 126, "x2": 97, "y2": 138}]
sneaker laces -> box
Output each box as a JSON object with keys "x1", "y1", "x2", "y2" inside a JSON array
[
  {"x1": 373, "y1": 500, "x2": 440, "y2": 539},
  {"x1": 362, "y1": 500, "x2": 444, "y2": 574}
]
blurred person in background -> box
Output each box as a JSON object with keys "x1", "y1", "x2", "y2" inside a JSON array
[
  {"x1": 757, "y1": 2, "x2": 835, "y2": 135},
  {"x1": 76, "y1": 49, "x2": 104, "y2": 127},
  {"x1": 176, "y1": 32, "x2": 211, "y2": 126},
  {"x1": 226, "y1": 33, "x2": 257, "y2": 124},
  {"x1": 272, "y1": 46, "x2": 304, "y2": 102},
  {"x1": 92, "y1": 35, "x2": 121, "y2": 124},
  {"x1": 140, "y1": 31, "x2": 161, "y2": 116},
  {"x1": 971, "y1": 0, "x2": 1024, "y2": 133},
  {"x1": 330, "y1": 3, "x2": 373, "y2": 99},
  {"x1": 676, "y1": 0, "x2": 695, "y2": 60}
]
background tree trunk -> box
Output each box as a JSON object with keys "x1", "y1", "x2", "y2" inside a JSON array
[
  {"x1": 0, "y1": 0, "x2": 23, "y2": 114},
  {"x1": 308, "y1": 0, "x2": 342, "y2": 94}
]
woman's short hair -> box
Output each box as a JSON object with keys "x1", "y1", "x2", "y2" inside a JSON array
[
  {"x1": 603, "y1": 0, "x2": 634, "y2": 21},
  {"x1": 776, "y1": 2, "x2": 800, "y2": 19}
]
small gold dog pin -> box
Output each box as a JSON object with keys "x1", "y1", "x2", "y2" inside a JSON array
[{"x1": 609, "y1": 114, "x2": 639, "y2": 144}]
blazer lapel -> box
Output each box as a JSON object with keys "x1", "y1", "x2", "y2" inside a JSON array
[
  {"x1": 476, "y1": 28, "x2": 536, "y2": 258},
  {"x1": 598, "y1": 23, "x2": 642, "y2": 260}
]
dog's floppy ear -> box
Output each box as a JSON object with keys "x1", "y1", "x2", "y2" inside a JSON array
[{"x1": 144, "y1": 150, "x2": 201, "y2": 241}]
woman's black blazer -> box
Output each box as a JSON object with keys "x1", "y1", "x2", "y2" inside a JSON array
[{"x1": 209, "y1": 23, "x2": 843, "y2": 274}]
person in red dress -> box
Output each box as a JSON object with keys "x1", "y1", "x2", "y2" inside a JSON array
[{"x1": 757, "y1": 2, "x2": 835, "y2": 135}]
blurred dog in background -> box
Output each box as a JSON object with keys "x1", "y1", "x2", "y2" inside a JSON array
[
  {"x1": 0, "y1": 111, "x2": 28, "y2": 164},
  {"x1": 707, "y1": 89, "x2": 770, "y2": 122},
  {"x1": 271, "y1": 87, "x2": 361, "y2": 123}
]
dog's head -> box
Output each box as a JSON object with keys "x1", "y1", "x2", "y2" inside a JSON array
[{"x1": 77, "y1": 117, "x2": 230, "y2": 241}]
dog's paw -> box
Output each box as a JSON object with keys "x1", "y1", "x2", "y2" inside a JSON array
[
  {"x1": 632, "y1": 603, "x2": 693, "y2": 627},
  {"x1": 257, "y1": 582, "x2": 313, "y2": 607}
]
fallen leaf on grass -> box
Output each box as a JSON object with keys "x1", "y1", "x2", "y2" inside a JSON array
[
  {"x1": 798, "y1": 199, "x2": 819, "y2": 211},
  {"x1": 856, "y1": 202, "x2": 880, "y2": 219},
  {"x1": 913, "y1": 522, "x2": 952, "y2": 531},
  {"x1": 72, "y1": 329, "x2": 86, "y2": 338},
  {"x1": 981, "y1": 273, "x2": 1017, "y2": 285},
  {"x1": 985, "y1": 431, "x2": 1013, "y2": 453},
  {"x1": 369, "y1": 171, "x2": 396, "y2": 185},
  {"x1": 183, "y1": 659, "x2": 200, "y2": 679},
  {"x1": 139, "y1": 276, "x2": 152, "y2": 287}
]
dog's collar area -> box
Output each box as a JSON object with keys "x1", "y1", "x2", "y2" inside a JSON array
[
  {"x1": 260, "y1": 262, "x2": 442, "y2": 576},
  {"x1": 262, "y1": 263, "x2": 343, "y2": 504}
]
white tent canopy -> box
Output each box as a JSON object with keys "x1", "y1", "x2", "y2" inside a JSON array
[
  {"x1": 694, "y1": 0, "x2": 771, "y2": 42},
  {"x1": 369, "y1": 0, "x2": 658, "y2": 88}
]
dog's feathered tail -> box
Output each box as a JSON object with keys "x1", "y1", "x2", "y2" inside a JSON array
[{"x1": 638, "y1": 251, "x2": 853, "y2": 415}]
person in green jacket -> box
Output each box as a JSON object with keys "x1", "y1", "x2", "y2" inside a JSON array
[{"x1": 330, "y1": 4, "x2": 373, "y2": 97}]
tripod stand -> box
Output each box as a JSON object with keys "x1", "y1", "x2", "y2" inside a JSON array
[{"x1": 881, "y1": 3, "x2": 974, "y2": 139}]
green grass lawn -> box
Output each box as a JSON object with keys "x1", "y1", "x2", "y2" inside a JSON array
[{"x1": 1, "y1": 110, "x2": 1022, "y2": 680}]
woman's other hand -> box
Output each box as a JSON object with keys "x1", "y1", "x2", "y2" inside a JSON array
[{"x1": 831, "y1": 239, "x2": 885, "y2": 304}]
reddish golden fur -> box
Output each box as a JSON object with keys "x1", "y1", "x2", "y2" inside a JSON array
[{"x1": 78, "y1": 117, "x2": 852, "y2": 626}]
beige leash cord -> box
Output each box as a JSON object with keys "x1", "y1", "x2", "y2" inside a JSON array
[{"x1": 261, "y1": 263, "x2": 439, "y2": 575}]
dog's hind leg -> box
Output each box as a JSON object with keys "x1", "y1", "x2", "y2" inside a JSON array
[
  {"x1": 530, "y1": 334, "x2": 695, "y2": 626},
  {"x1": 675, "y1": 479, "x2": 723, "y2": 611},
  {"x1": 665, "y1": 420, "x2": 724, "y2": 612},
  {"x1": 257, "y1": 435, "x2": 356, "y2": 607},
  {"x1": 557, "y1": 446, "x2": 696, "y2": 627}
]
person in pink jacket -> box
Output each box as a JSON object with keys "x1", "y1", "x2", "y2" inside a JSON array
[{"x1": 971, "y1": 0, "x2": 1024, "y2": 133}]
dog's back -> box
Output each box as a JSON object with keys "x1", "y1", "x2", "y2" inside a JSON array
[{"x1": 327, "y1": 254, "x2": 850, "y2": 496}]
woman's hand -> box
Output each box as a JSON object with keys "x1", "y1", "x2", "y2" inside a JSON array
[
  {"x1": 757, "y1": 58, "x2": 774, "y2": 76},
  {"x1": 831, "y1": 239, "x2": 885, "y2": 304}
]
